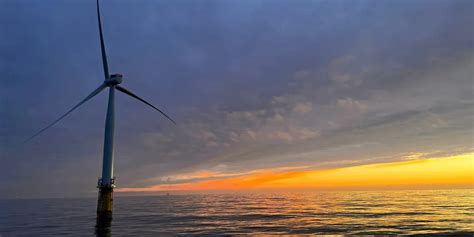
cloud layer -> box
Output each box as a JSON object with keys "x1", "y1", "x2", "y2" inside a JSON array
[{"x1": 1, "y1": 0, "x2": 473, "y2": 198}]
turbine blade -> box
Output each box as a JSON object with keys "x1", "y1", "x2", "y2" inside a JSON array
[
  {"x1": 97, "y1": 0, "x2": 109, "y2": 79},
  {"x1": 24, "y1": 84, "x2": 107, "y2": 143},
  {"x1": 115, "y1": 85, "x2": 176, "y2": 124}
]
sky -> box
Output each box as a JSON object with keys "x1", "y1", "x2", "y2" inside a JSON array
[{"x1": 0, "y1": 0, "x2": 473, "y2": 198}]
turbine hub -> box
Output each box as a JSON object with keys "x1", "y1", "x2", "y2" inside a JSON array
[{"x1": 105, "y1": 74, "x2": 123, "y2": 86}]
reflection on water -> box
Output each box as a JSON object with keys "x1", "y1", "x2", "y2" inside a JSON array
[
  {"x1": 0, "y1": 189, "x2": 473, "y2": 236},
  {"x1": 95, "y1": 215, "x2": 112, "y2": 237}
]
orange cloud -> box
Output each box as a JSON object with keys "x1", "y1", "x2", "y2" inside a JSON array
[{"x1": 117, "y1": 153, "x2": 474, "y2": 192}]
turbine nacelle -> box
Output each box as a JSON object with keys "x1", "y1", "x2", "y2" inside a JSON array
[{"x1": 105, "y1": 74, "x2": 123, "y2": 86}]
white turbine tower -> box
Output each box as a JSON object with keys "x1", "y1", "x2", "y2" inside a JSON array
[{"x1": 25, "y1": 0, "x2": 175, "y2": 217}]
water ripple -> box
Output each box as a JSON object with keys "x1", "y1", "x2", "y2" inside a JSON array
[{"x1": 0, "y1": 189, "x2": 473, "y2": 236}]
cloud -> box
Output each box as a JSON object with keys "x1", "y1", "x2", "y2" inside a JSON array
[
  {"x1": 195, "y1": 130, "x2": 217, "y2": 141},
  {"x1": 336, "y1": 98, "x2": 367, "y2": 113},
  {"x1": 293, "y1": 127, "x2": 320, "y2": 140},
  {"x1": 293, "y1": 102, "x2": 313, "y2": 114},
  {"x1": 2, "y1": 0, "x2": 473, "y2": 197},
  {"x1": 329, "y1": 55, "x2": 357, "y2": 83},
  {"x1": 206, "y1": 141, "x2": 219, "y2": 148},
  {"x1": 235, "y1": 127, "x2": 319, "y2": 143}
]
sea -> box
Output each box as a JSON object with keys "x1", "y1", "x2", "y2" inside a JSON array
[{"x1": 0, "y1": 189, "x2": 473, "y2": 236}]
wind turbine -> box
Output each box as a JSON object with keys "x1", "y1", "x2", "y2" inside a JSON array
[{"x1": 25, "y1": 0, "x2": 175, "y2": 217}]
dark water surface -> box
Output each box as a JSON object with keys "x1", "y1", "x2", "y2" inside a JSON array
[{"x1": 1, "y1": 189, "x2": 473, "y2": 236}]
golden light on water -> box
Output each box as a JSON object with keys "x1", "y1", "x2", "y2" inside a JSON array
[{"x1": 118, "y1": 153, "x2": 473, "y2": 192}]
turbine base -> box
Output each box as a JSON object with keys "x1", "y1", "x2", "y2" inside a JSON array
[{"x1": 97, "y1": 186, "x2": 114, "y2": 216}]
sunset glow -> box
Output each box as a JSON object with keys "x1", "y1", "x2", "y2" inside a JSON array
[
  {"x1": 118, "y1": 153, "x2": 474, "y2": 192},
  {"x1": 3, "y1": 1, "x2": 474, "y2": 235}
]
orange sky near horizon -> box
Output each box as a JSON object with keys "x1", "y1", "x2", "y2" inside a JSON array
[{"x1": 117, "y1": 153, "x2": 474, "y2": 192}]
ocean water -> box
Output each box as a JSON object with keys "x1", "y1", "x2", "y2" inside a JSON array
[{"x1": 0, "y1": 189, "x2": 473, "y2": 236}]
